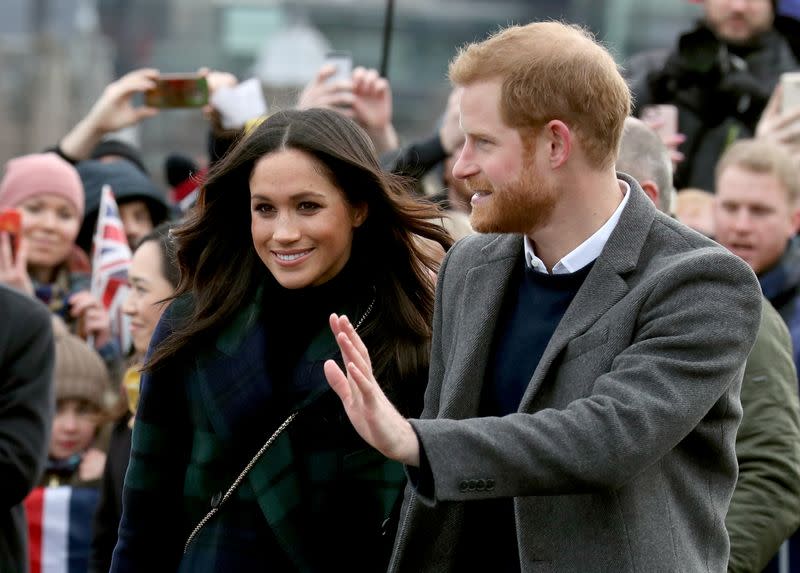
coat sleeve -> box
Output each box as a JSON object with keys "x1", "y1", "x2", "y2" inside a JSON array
[
  {"x1": 409, "y1": 249, "x2": 762, "y2": 501},
  {"x1": 110, "y1": 310, "x2": 192, "y2": 572},
  {"x1": 90, "y1": 418, "x2": 131, "y2": 573},
  {"x1": 0, "y1": 290, "x2": 54, "y2": 509},
  {"x1": 726, "y1": 301, "x2": 800, "y2": 573},
  {"x1": 624, "y1": 49, "x2": 669, "y2": 115},
  {"x1": 380, "y1": 133, "x2": 447, "y2": 181}
]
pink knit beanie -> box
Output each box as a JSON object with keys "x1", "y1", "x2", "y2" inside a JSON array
[{"x1": 0, "y1": 153, "x2": 85, "y2": 218}]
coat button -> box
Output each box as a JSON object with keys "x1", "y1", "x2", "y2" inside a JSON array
[
  {"x1": 459, "y1": 480, "x2": 469, "y2": 493},
  {"x1": 486, "y1": 479, "x2": 495, "y2": 491},
  {"x1": 468, "y1": 480, "x2": 477, "y2": 491},
  {"x1": 476, "y1": 479, "x2": 486, "y2": 491},
  {"x1": 211, "y1": 491, "x2": 222, "y2": 508}
]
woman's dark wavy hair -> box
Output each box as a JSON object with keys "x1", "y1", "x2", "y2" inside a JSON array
[{"x1": 146, "y1": 108, "x2": 452, "y2": 408}]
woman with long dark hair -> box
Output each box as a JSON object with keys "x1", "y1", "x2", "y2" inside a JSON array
[{"x1": 110, "y1": 108, "x2": 451, "y2": 572}]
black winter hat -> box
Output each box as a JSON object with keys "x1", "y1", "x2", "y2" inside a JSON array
[
  {"x1": 165, "y1": 153, "x2": 199, "y2": 188},
  {"x1": 75, "y1": 159, "x2": 170, "y2": 253},
  {"x1": 90, "y1": 139, "x2": 148, "y2": 174}
]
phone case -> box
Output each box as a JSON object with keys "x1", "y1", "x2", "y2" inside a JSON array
[
  {"x1": 324, "y1": 52, "x2": 353, "y2": 84},
  {"x1": 144, "y1": 75, "x2": 209, "y2": 108},
  {"x1": 0, "y1": 208, "x2": 21, "y2": 235},
  {"x1": 781, "y1": 72, "x2": 800, "y2": 112}
]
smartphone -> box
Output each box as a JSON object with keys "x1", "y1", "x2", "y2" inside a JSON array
[
  {"x1": 0, "y1": 207, "x2": 21, "y2": 258},
  {"x1": 781, "y1": 72, "x2": 800, "y2": 113},
  {"x1": 641, "y1": 104, "x2": 679, "y2": 141},
  {"x1": 324, "y1": 51, "x2": 353, "y2": 85},
  {"x1": 144, "y1": 73, "x2": 209, "y2": 108}
]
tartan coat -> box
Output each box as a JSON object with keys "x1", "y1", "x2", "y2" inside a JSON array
[{"x1": 110, "y1": 290, "x2": 406, "y2": 573}]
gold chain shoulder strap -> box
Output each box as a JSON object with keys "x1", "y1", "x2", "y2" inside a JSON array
[
  {"x1": 183, "y1": 292, "x2": 375, "y2": 553},
  {"x1": 184, "y1": 411, "x2": 298, "y2": 553}
]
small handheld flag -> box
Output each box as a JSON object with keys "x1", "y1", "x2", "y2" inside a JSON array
[{"x1": 90, "y1": 184, "x2": 132, "y2": 353}]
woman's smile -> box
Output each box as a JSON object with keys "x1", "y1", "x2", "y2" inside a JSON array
[{"x1": 272, "y1": 248, "x2": 314, "y2": 266}]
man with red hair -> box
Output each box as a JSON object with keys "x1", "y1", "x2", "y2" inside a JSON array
[{"x1": 325, "y1": 21, "x2": 762, "y2": 572}]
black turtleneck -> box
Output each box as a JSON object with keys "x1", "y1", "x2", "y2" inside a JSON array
[{"x1": 261, "y1": 258, "x2": 370, "y2": 402}]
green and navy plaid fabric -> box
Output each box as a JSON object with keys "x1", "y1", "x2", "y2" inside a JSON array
[{"x1": 112, "y1": 294, "x2": 406, "y2": 572}]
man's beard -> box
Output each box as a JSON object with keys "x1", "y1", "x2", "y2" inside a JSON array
[
  {"x1": 467, "y1": 161, "x2": 557, "y2": 235},
  {"x1": 711, "y1": 14, "x2": 771, "y2": 47}
]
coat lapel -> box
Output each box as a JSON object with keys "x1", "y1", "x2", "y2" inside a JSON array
[
  {"x1": 519, "y1": 177, "x2": 656, "y2": 410},
  {"x1": 438, "y1": 234, "x2": 521, "y2": 419}
]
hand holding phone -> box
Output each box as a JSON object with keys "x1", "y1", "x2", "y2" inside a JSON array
[
  {"x1": 640, "y1": 104, "x2": 686, "y2": 165},
  {"x1": 0, "y1": 208, "x2": 33, "y2": 295},
  {"x1": 781, "y1": 72, "x2": 800, "y2": 113},
  {"x1": 144, "y1": 74, "x2": 209, "y2": 108},
  {"x1": 641, "y1": 104, "x2": 679, "y2": 140},
  {"x1": 324, "y1": 51, "x2": 353, "y2": 86},
  {"x1": 296, "y1": 55, "x2": 356, "y2": 113},
  {"x1": 755, "y1": 76, "x2": 800, "y2": 154},
  {"x1": 0, "y1": 207, "x2": 20, "y2": 242}
]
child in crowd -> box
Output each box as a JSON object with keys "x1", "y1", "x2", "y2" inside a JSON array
[{"x1": 24, "y1": 317, "x2": 111, "y2": 573}]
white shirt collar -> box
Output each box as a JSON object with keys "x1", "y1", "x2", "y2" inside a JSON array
[{"x1": 524, "y1": 180, "x2": 630, "y2": 275}]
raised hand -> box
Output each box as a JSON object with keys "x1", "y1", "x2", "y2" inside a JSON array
[
  {"x1": 296, "y1": 64, "x2": 355, "y2": 114},
  {"x1": 59, "y1": 68, "x2": 160, "y2": 160},
  {"x1": 79, "y1": 448, "x2": 107, "y2": 482},
  {"x1": 350, "y1": 67, "x2": 399, "y2": 153},
  {"x1": 639, "y1": 107, "x2": 686, "y2": 167},
  {"x1": 756, "y1": 84, "x2": 800, "y2": 162},
  {"x1": 0, "y1": 232, "x2": 33, "y2": 296},
  {"x1": 69, "y1": 290, "x2": 112, "y2": 350},
  {"x1": 323, "y1": 313, "x2": 420, "y2": 466},
  {"x1": 196, "y1": 67, "x2": 239, "y2": 130}
]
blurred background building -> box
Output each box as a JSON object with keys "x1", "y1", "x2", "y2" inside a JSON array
[{"x1": 0, "y1": 0, "x2": 763, "y2": 176}]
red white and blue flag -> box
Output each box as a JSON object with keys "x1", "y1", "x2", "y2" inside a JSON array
[
  {"x1": 23, "y1": 486, "x2": 100, "y2": 573},
  {"x1": 90, "y1": 185, "x2": 132, "y2": 353}
]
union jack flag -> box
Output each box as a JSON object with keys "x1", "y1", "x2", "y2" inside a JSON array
[{"x1": 90, "y1": 185, "x2": 132, "y2": 353}]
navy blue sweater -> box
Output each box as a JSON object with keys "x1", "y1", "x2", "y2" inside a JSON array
[
  {"x1": 457, "y1": 259, "x2": 593, "y2": 572},
  {"x1": 482, "y1": 260, "x2": 594, "y2": 416}
]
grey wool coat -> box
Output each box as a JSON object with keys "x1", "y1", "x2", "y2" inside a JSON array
[{"x1": 388, "y1": 176, "x2": 763, "y2": 573}]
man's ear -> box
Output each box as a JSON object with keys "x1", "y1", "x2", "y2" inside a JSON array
[
  {"x1": 791, "y1": 204, "x2": 800, "y2": 235},
  {"x1": 544, "y1": 120, "x2": 572, "y2": 169},
  {"x1": 639, "y1": 180, "x2": 661, "y2": 208}
]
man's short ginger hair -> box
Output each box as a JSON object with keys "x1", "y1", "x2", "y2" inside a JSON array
[
  {"x1": 715, "y1": 139, "x2": 800, "y2": 203},
  {"x1": 449, "y1": 21, "x2": 631, "y2": 169}
]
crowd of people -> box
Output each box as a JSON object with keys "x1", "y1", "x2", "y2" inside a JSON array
[{"x1": 1, "y1": 1, "x2": 800, "y2": 572}]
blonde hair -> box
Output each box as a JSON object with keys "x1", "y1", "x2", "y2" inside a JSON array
[
  {"x1": 715, "y1": 139, "x2": 800, "y2": 203},
  {"x1": 449, "y1": 21, "x2": 631, "y2": 169}
]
